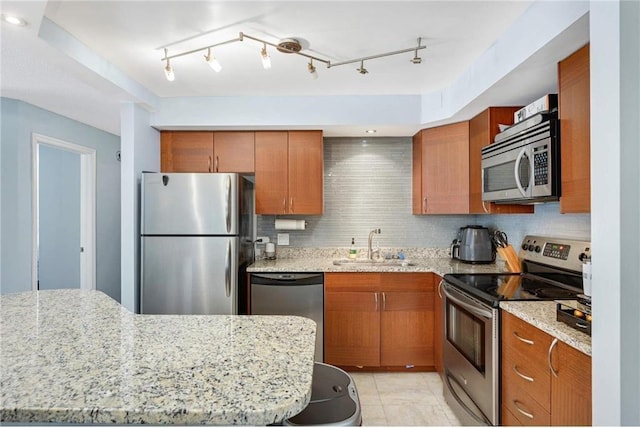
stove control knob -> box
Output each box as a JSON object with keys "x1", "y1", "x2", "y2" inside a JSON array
[
  {"x1": 528, "y1": 244, "x2": 535, "y2": 251},
  {"x1": 535, "y1": 245, "x2": 542, "y2": 253},
  {"x1": 521, "y1": 243, "x2": 528, "y2": 250}
]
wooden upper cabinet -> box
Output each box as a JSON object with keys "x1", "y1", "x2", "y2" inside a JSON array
[
  {"x1": 415, "y1": 121, "x2": 470, "y2": 214},
  {"x1": 469, "y1": 107, "x2": 533, "y2": 214},
  {"x1": 288, "y1": 131, "x2": 324, "y2": 214},
  {"x1": 559, "y1": 44, "x2": 590, "y2": 213},
  {"x1": 161, "y1": 131, "x2": 214, "y2": 172},
  {"x1": 255, "y1": 131, "x2": 289, "y2": 214},
  {"x1": 255, "y1": 130, "x2": 323, "y2": 215},
  {"x1": 213, "y1": 131, "x2": 255, "y2": 173}
]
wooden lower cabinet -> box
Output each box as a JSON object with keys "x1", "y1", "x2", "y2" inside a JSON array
[
  {"x1": 324, "y1": 272, "x2": 435, "y2": 369},
  {"x1": 501, "y1": 310, "x2": 591, "y2": 426}
]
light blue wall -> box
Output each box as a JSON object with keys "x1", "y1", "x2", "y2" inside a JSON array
[
  {"x1": 256, "y1": 137, "x2": 590, "y2": 249},
  {"x1": 38, "y1": 145, "x2": 81, "y2": 289},
  {"x1": 0, "y1": 98, "x2": 121, "y2": 301}
]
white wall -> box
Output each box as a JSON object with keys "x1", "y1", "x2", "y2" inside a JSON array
[
  {"x1": 120, "y1": 103, "x2": 160, "y2": 313},
  {"x1": 591, "y1": 0, "x2": 640, "y2": 425}
]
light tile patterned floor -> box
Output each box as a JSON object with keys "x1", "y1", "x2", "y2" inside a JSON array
[{"x1": 348, "y1": 371, "x2": 461, "y2": 426}]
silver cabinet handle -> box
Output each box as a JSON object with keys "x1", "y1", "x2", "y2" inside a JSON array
[
  {"x1": 283, "y1": 198, "x2": 286, "y2": 214},
  {"x1": 513, "y1": 331, "x2": 534, "y2": 345},
  {"x1": 208, "y1": 156, "x2": 212, "y2": 173},
  {"x1": 215, "y1": 155, "x2": 219, "y2": 172},
  {"x1": 481, "y1": 169, "x2": 490, "y2": 213},
  {"x1": 374, "y1": 292, "x2": 378, "y2": 312},
  {"x1": 382, "y1": 292, "x2": 386, "y2": 311},
  {"x1": 513, "y1": 400, "x2": 534, "y2": 419},
  {"x1": 548, "y1": 337, "x2": 559, "y2": 377},
  {"x1": 513, "y1": 365, "x2": 534, "y2": 382},
  {"x1": 290, "y1": 197, "x2": 294, "y2": 214},
  {"x1": 438, "y1": 280, "x2": 443, "y2": 299},
  {"x1": 423, "y1": 197, "x2": 427, "y2": 213}
]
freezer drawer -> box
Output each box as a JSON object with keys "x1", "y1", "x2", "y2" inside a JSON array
[{"x1": 141, "y1": 236, "x2": 238, "y2": 315}]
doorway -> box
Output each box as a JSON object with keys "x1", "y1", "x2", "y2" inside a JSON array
[{"x1": 31, "y1": 133, "x2": 96, "y2": 291}]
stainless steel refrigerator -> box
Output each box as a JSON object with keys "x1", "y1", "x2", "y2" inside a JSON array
[{"x1": 140, "y1": 172, "x2": 254, "y2": 315}]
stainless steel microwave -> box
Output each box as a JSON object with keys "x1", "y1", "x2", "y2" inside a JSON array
[{"x1": 481, "y1": 111, "x2": 560, "y2": 204}]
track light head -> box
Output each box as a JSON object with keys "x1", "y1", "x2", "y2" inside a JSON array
[
  {"x1": 308, "y1": 60, "x2": 318, "y2": 79},
  {"x1": 163, "y1": 49, "x2": 175, "y2": 81},
  {"x1": 411, "y1": 37, "x2": 423, "y2": 64},
  {"x1": 261, "y1": 43, "x2": 271, "y2": 69},
  {"x1": 204, "y1": 48, "x2": 222, "y2": 72},
  {"x1": 357, "y1": 60, "x2": 368, "y2": 75}
]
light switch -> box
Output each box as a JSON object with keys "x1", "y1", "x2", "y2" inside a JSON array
[{"x1": 277, "y1": 233, "x2": 290, "y2": 245}]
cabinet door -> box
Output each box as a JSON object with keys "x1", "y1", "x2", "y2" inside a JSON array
[
  {"x1": 559, "y1": 44, "x2": 590, "y2": 213},
  {"x1": 550, "y1": 341, "x2": 592, "y2": 426},
  {"x1": 161, "y1": 131, "x2": 214, "y2": 172},
  {"x1": 434, "y1": 275, "x2": 444, "y2": 376},
  {"x1": 380, "y1": 290, "x2": 434, "y2": 367},
  {"x1": 255, "y1": 131, "x2": 289, "y2": 214},
  {"x1": 421, "y1": 122, "x2": 470, "y2": 213},
  {"x1": 324, "y1": 291, "x2": 380, "y2": 367},
  {"x1": 213, "y1": 131, "x2": 255, "y2": 173},
  {"x1": 468, "y1": 108, "x2": 533, "y2": 214},
  {"x1": 288, "y1": 131, "x2": 323, "y2": 214}
]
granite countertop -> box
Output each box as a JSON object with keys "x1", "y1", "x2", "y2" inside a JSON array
[
  {"x1": 248, "y1": 248, "x2": 506, "y2": 277},
  {"x1": 1, "y1": 290, "x2": 316, "y2": 425},
  {"x1": 500, "y1": 301, "x2": 592, "y2": 356}
]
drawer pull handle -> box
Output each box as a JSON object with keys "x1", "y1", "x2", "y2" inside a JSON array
[
  {"x1": 513, "y1": 400, "x2": 534, "y2": 419},
  {"x1": 513, "y1": 331, "x2": 534, "y2": 345},
  {"x1": 513, "y1": 365, "x2": 534, "y2": 382}
]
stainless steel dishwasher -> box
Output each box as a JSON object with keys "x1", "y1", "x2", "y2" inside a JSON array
[{"x1": 250, "y1": 273, "x2": 324, "y2": 362}]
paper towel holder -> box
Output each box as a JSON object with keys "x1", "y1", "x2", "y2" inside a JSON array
[{"x1": 274, "y1": 219, "x2": 308, "y2": 230}]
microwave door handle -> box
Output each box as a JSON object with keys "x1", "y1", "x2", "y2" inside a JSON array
[{"x1": 514, "y1": 147, "x2": 528, "y2": 197}]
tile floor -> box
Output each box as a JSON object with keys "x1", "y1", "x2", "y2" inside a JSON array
[{"x1": 348, "y1": 371, "x2": 461, "y2": 426}]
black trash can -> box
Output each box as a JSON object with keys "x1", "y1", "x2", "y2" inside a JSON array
[{"x1": 284, "y1": 362, "x2": 362, "y2": 426}]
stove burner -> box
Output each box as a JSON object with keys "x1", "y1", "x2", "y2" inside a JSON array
[{"x1": 528, "y1": 287, "x2": 577, "y2": 299}]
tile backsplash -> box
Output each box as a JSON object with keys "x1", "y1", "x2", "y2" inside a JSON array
[{"x1": 256, "y1": 137, "x2": 591, "y2": 249}]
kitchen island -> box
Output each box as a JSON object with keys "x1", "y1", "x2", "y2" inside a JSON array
[{"x1": 0, "y1": 290, "x2": 316, "y2": 425}]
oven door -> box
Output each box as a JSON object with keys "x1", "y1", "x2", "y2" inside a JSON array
[{"x1": 442, "y1": 282, "x2": 499, "y2": 426}]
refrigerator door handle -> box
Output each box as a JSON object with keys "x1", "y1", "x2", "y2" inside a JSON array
[
  {"x1": 225, "y1": 239, "x2": 232, "y2": 298},
  {"x1": 225, "y1": 174, "x2": 231, "y2": 234}
]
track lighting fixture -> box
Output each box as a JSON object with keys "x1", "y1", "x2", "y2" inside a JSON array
[
  {"x1": 204, "y1": 48, "x2": 222, "y2": 72},
  {"x1": 160, "y1": 32, "x2": 425, "y2": 81},
  {"x1": 163, "y1": 49, "x2": 175, "y2": 81},
  {"x1": 308, "y1": 59, "x2": 318, "y2": 79},
  {"x1": 357, "y1": 60, "x2": 368, "y2": 75},
  {"x1": 261, "y1": 43, "x2": 271, "y2": 69}
]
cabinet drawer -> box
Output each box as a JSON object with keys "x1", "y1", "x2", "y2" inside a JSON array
[
  {"x1": 502, "y1": 381, "x2": 551, "y2": 426},
  {"x1": 503, "y1": 341, "x2": 551, "y2": 411},
  {"x1": 502, "y1": 311, "x2": 552, "y2": 367},
  {"x1": 382, "y1": 272, "x2": 433, "y2": 292},
  {"x1": 325, "y1": 272, "x2": 380, "y2": 291}
]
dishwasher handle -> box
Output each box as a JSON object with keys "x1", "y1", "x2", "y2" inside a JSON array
[{"x1": 250, "y1": 273, "x2": 324, "y2": 286}]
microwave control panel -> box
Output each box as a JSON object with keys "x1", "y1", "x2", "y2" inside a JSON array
[{"x1": 533, "y1": 145, "x2": 549, "y2": 185}]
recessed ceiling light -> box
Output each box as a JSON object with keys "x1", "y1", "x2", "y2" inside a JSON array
[
  {"x1": 365, "y1": 129, "x2": 377, "y2": 134},
  {"x1": 2, "y1": 14, "x2": 27, "y2": 26}
]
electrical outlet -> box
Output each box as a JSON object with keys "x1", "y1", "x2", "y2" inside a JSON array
[
  {"x1": 277, "y1": 233, "x2": 290, "y2": 245},
  {"x1": 256, "y1": 236, "x2": 270, "y2": 244}
]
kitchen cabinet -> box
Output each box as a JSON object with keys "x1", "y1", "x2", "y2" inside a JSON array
[
  {"x1": 255, "y1": 130, "x2": 323, "y2": 215},
  {"x1": 324, "y1": 272, "x2": 434, "y2": 369},
  {"x1": 412, "y1": 122, "x2": 470, "y2": 214},
  {"x1": 501, "y1": 310, "x2": 591, "y2": 426},
  {"x1": 433, "y1": 275, "x2": 444, "y2": 377},
  {"x1": 468, "y1": 107, "x2": 533, "y2": 214},
  {"x1": 160, "y1": 131, "x2": 255, "y2": 173},
  {"x1": 558, "y1": 44, "x2": 590, "y2": 213}
]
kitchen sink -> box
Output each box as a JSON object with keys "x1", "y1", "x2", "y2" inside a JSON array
[{"x1": 332, "y1": 258, "x2": 414, "y2": 267}]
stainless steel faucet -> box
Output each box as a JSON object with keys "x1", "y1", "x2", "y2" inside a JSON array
[{"x1": 368, "y1": 228, "x2": 381, "y2": 259}]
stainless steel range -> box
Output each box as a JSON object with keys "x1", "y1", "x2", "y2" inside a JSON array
[{"x1": 440, "y1": 235, "x2": 591, "y2": 426}]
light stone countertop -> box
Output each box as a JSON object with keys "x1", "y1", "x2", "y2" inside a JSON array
[
  {"x1": 500, "y1": 301, "x2": 592, "y2": 356},
  {"x1": 0, "y1": 289, "x2": 316, "y2": 425}
]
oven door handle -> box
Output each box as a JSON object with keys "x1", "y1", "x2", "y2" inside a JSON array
[
  {"x1": 444, "y1": 371, "x2": 492, "y2": 426},
  {"x1": 442, "y1": 282, "x2": 493, "y2": 320}
]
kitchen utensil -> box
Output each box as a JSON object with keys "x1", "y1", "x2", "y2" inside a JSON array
[{"x1": 451, "y1": 225, "x2": 495, "y2": 264}]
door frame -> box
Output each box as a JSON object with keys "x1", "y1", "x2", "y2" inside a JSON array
[{"x1": 31, "y1": 133, "x2": 97, "y2": 291}]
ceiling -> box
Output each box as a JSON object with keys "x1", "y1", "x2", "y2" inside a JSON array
[{"x1": 0, "y1": 1, "x2": 587, "y2": 137}]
